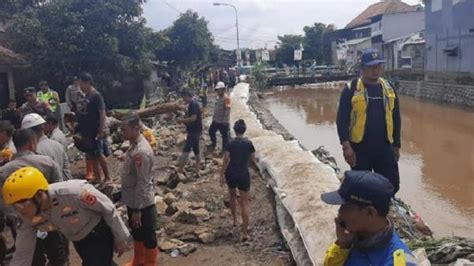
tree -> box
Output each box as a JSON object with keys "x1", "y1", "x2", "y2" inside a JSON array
[
  {"x1": 251, "y1": 63, "x2": 268, "y2": 91},
  {"x1": 161, "y1": 10, "x2": 215, "y2": 69},
  {"x1": 275, "y1": 35, "x2": 303, "y2": 67},
  {"x1": 0, "y1": 0, "x2": 45, "y2": 22},
  {"x1": 6, "y1": 0, "x2": 155, "y2": 106},
  {"x1": 302, "y1": 23, "x2": 336, "y2": 65}
]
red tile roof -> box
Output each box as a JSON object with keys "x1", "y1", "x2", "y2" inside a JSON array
[{"x1": 346, "y1": 0, "x2": 420, "y2": 29}]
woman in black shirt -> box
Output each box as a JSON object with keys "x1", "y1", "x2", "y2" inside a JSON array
[{"x1": 220, "y1": 119, "x2": 256, "y2": 241}]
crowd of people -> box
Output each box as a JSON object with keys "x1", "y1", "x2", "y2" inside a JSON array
[{"x1": 0, "y1": 48, "x2": 420, "y2": 265}]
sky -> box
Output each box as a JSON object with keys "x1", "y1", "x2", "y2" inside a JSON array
[{"x1": 143, "y1": 0, "x2": 421, "y2": 50}]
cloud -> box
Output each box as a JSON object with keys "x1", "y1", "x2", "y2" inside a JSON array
[{"x1": 143, "y1": 0, "x2": 422, "y2": 49}]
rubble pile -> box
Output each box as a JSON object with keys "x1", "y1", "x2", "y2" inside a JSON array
[{"x1": 410, "y1": 237, "x2": 474, "y2": 264}]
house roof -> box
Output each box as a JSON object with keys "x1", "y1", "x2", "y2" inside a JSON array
[
  {"x1": 0, "y1": 45, "x2": 27, "y2": 66},
  {"x1": 345, "y1": 0, "x2": 420, "y2": 29}
]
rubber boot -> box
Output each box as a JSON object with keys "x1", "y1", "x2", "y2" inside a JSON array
[
  {"x1": 85, "y1": 159, "x2": 94, "y2": 180},
  {"x1": 124, "y1": 241, "x2": 145, "y2": 266},
  {"x1": 143, "y1": 246, "x2": 159, "y2": 266}
]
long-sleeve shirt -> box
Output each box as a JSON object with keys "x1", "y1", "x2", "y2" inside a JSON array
[
  {"x1": 10, "y1": 180, "x2": 130, "y2": 266},
  {"x1": 37, "y1": 135, "x2": 72, "y2": 180},
  {"x1": 336, "y1": 81, "x2": 401, "y2": 149},
  {"x1": 120, "y1": 134, "x2": 155, "y2": 210},
  {"x1": 0, "y1": 151, "x2": 62, "y2": 214}
]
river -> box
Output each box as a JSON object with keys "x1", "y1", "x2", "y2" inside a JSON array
[{"x1": 264, "y1": 87, "x2": 474, "y2": 238}]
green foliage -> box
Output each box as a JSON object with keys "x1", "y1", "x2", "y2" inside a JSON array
[
  {"x1": 160, "y1": 10, "x2": 215, "y2": 69},
  {"x1": 274, "y1": 23, "x2": 335, "y2": 67},
  {"x1": 251, "y1": 63, "x2": 268, "y2": 91},
  {"x1": 302, "y1": 23, "x2": 335, "y2": 64},
  {"x1": 6, "y1": 0, "x2": 155, "y2": 101},
  {"x1": 275, "y1": 35, "x2": 303, "y2": 66}
]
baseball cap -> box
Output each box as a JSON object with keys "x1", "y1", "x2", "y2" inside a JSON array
[
  {"x1": 361, "y1": 48, "x2": 385, "y2": 67},
  {"x1": 321, "y1": 171, "x2": 393, "y2": 213}
]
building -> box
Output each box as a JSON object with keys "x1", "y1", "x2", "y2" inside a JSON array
[
  {"x1": 0, "y1": 45, "x2": 28, "y2": 109},
  {"x1": 331, "y1": 0, "x2": 421, "y2": 68},
  {"x1": 381, "y1": 10, "x2": 425, "y2": 71},
  {"x1": 424, "y1": 0, "x2": 474, "y2": 77},
  {"x1": 384, "y1": 32, "x2": 425, "y2": 71}
]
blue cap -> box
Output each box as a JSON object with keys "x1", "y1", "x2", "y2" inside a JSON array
[
  {"x1": 321, "y1": 171, "x2": 393, "y2": 211},
  {"x1": 361, "y1": 48, "x2": 385, "y2": 67}
]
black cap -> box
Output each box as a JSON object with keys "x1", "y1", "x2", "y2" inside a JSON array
[
  {"x1": 23, "y1": 87, "x2": 36, "y2": 94},
  {"x1": 321, "y1": 171, "x2": 393, "y2": 212}
]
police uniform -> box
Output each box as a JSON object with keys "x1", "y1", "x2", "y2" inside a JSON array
[
  {"x1": 0, "y1": 151, "x2": 66, "y2": 265},
  {"x1": 50, "y1": 127, "x2": 68, "y2": 149},
  {"x1": 121, "y1": 134, "x2": 157, "y2": 248},
  {"x1": 37, "y1": 135, "x2": 72, "y2": 181},
  {"x1": 11, "y1": 180, "x2": 130, "y2": 266}
]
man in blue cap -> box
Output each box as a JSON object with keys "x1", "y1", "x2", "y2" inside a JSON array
[
  {"x1": 336, "y1": 48, "x2": 401, "y2": 194},
  {"x1": 321, "y1": 170, "x2": 416, "y2": 265}
]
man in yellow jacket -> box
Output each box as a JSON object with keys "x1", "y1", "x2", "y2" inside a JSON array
[
  {"x1": 37, "y1": 81, "x2": 60, "y2": 113},
  {"x1": 336, "y1": 49, "x2": 401, "y2": 194}
]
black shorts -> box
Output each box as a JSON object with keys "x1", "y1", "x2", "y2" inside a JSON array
[
  {"x1": 225, "y1": 173, "x2": 250, "y2": 192},
  {"x1": 127, "y1": 205, "x2": 158, "y2": 248},
  {"x1": 183, "y1": 133, "x2": 201, "y2": 155}
]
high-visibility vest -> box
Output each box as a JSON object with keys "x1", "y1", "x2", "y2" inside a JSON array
[
  {"x1": 348, "y1": 78, "x2": 396, "y2": 144},
  {"x1": 37, "y1": 90, "x2": 59, "y2": 112}
]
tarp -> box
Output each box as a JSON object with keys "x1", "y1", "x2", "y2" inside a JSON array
[{"x1": 230, "y1": 83, "x2": 340, "y2": 265}]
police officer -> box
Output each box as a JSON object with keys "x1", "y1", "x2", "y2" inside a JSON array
[
  {"x1": 321, "y1": 171, "x2": 417, "y2": 265},
  {"x1": 21, "y1": 113, "x2": 72, "y2": 180},
  {"x1": 0, "y1": 128, "x2": 67, "y2": 265},
  {"x1": 3, "y1": 167, "x2": 130, "y2": 266},
  {"x1": 120, "y1": 113, "x2": 158, "y2": 265},
  {"x1": 336, "y1": 49, "x2": 401, "y2": 194}
]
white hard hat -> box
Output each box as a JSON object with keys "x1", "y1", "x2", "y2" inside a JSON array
[
  {"x1": 216, "y1": 82, "x2": 225, "y2": 89},
  {"x1": 21, "y1": 113, "x2": 46, "y2": 129}
]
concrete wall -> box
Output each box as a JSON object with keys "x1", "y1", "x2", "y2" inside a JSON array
[
  {"x1": 398, "y1": 79, "x2": 474, "y2": 107},
  {"x1": 382, "y1": 11, "x2": 425, "y2": 42},
  {"x1": 425, "y1": 0, "x2": 474, "y2": 73}
]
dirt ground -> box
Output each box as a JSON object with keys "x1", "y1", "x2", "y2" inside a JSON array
[{"x1": 65, "y1": 93, "x2": 293, "y2": 266}]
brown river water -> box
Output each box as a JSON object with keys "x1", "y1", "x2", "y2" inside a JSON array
[{"x1": 264, "y1": 88, "x2": 474, "y2": 238}]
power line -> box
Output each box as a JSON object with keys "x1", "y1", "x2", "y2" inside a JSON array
[{"x1": 161, "y1": 0, "x2": 182, "y2": 14}]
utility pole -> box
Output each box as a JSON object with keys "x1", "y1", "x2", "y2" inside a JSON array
[{"x1": 213, "y1": 2, "x2": 241, "y2": 67}]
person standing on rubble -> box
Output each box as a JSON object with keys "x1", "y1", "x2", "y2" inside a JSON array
[
  {"x1": 65, "y1": 76, "x2": 85, "y2": 113},
  {"x1": 321, "y1": 170, "x2": 416, "y2": 265},
  {"x1": 76, "y1": 72, "x2": 111, "y2": 184},
  {"x1": 208, "y1": 81, "x2": 231, "y2": 154},
  {"x1": 177, "y1": 91, "x2": 202, "y2": 176},
  {"x1": 120, "y1": 113, "x2": 158, "y2": 265},
  {"x1": 220, "y1": 119, "x2": 256, "y2": 241},
  {"x1": 336, "y1": 49, "x2": 401, "y2": 194},
  {"x1": 2, "y1": 166, "x2": 129, "y2": 265}
]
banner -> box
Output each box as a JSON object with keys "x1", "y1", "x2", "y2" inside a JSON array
[
  {"x1": 262, "y1": 50, "x2": 270, "y2": 61},
  {"x1": 294, "y1": 50, "x2": 302, "y2": 61}
]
